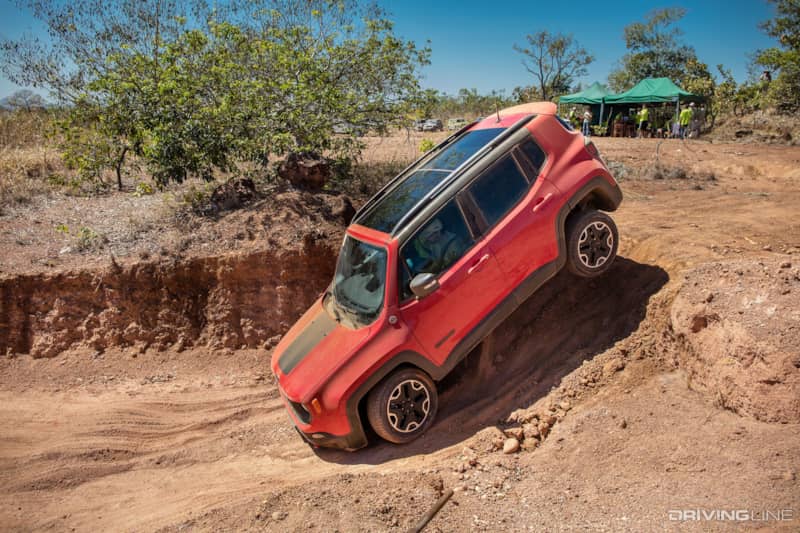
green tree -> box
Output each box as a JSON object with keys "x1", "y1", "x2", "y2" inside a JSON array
[
  {"x1": 513, "y1": 31, "x2": 594, "y2": 101},
  {"x1": 755, "y1": 0, "x2": 800, "y2": 112},
  {"x1": 1, "y1": 0, "x2": 430, "y2": 189},
  {"x1": 414, "y1": 89, "x2": 442, "y2": 119},
  {"x1": 1, "y1": 0, "x2": 202, "y2": 189},
  {"x1": 608, "y1": 8, "x2": 697, "y2": 92}
]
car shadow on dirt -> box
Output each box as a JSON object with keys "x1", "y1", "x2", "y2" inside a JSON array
[{"x1": 315, "y1": 256, "x2": 669, "y2": 465}]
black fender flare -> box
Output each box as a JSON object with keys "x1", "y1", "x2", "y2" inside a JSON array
[{"x1": 344, "y1": 350, "x2": 441, "y2": 449}]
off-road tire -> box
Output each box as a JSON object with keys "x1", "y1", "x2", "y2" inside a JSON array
[
  {"x1": 566, "y1": 209, "x2": 618, "y2": 278},
  {"x1": 366, "y1": 368, "x2": 438, "y2": 444}
]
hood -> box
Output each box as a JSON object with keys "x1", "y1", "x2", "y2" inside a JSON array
[{"x1": 271, "y1": 297, "x2": 372, "y2": 402}]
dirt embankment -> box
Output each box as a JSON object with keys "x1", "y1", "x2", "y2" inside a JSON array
[
  {"x1": 0, "y1": 191, "x2": 352, "y2": 358},
  {"x1": 672, "y1": 258, "x2": 800, "y2": 423}
]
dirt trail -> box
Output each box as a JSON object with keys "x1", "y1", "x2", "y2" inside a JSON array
[
  {"x1": 1, "y1": 137, "x2": 799, "y2": 531},
  {"x1": 1, "y1": 386, "x2": 328, "y2": 531}
]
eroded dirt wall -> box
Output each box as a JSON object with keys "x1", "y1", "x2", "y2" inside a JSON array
[
  {"x1": 671, "y1": 258, "x2": 800, "y2": 424},
  {"x1": 0, "y1": 235, "x2": 337, "y2": 358}
]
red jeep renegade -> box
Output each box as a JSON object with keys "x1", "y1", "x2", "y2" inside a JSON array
[{"x1": 271, "y1": 102, "x2": 622, "y2": 450}]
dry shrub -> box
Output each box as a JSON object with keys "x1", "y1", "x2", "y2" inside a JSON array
[
  {"x1": 709, "y1": 109, "x2": 800, "y2": 145},
  {"x1": 0, "y1": 109, "x2": 52, "y2": 149},
  {"x1": 332, "y1": 159, "x2": 407, "y2": 202},
  {"x1": 640, "y1": 162, "x2": 717, "y2": 182},
  {"x1": 0, "y1": 146, "x2": 66, "y2": 209},
  {"x1": 642, "y1": 162, "x2": 688, "y2": 180}
]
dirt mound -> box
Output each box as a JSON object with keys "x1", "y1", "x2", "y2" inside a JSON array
[
  {"x1": 0, "y1": 237, "x2": 337, "y2": 357},
  {"x1": 671, "y1": 257, "x2": 800, "y2": 423},
  {"x1": 709, "y1": 111, "x2": 800, "y2": 145},
  {"x1": 391, "y1": 257, "x2": 673, "y2": 454},
  {"x1": 278, "y1": 152, "x2": 333, "y2": 190},
  {"x1": 0, "y1": 190, "x2": 355, "y2": 357},
  {"x1": 208, "y1": 177, "x2": 257, "y2": 213}
]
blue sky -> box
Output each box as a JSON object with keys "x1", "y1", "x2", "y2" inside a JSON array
[{"x1": 0, "y1": 0, "x2": 778, "y2": 98}]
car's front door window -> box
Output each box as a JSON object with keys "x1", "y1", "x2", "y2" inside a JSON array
[{"x1": 399, "y1": 200, "x2": 474, "y2": 300}]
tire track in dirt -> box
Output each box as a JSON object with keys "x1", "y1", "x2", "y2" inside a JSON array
[
  {"x1": 0, "y1": 255, "x2": 671, "y2": 531},
  {"x1": 1, "y1": 381, "x2": 466, "y2": 531}
]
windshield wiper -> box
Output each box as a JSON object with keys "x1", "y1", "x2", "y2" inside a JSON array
[{"x1": 333, "y1": 289, "x2": 372, "y2": 321}]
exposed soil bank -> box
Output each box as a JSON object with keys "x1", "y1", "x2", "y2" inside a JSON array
[
  {"x1": 0, "y1": 184, "x2": 358, "y2": 358},
  {"x1": 0, "y1": 236, "x2": 337, "y2": 358},
  {"x1": 672, "y1": 258, "x2": 800, "y2": 423}
]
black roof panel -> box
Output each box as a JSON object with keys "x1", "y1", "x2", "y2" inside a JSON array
[
  {"x1": 357, "y1": 169, "x2": 449, "y2": 233},
  {"x1": 357, "y1": 128, "x2": 503, "y2": 233}
]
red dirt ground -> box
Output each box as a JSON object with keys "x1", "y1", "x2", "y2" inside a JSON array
[{"x1": 1, "y1": 135, "x2": 799, "y2": 532}]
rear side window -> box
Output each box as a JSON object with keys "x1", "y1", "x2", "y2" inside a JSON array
[
  {"x1": 467, "y1": 155, "x2": 529, "y2": 228},
  {"x1": 518, "y1": 139, "x2": 546, "y2": 173},
  {"x1": 399, "y1": 201, "x2": 475, "y2": 300}
]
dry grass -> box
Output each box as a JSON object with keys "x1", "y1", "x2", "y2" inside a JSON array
[
  {"x1": 330, "y1": 130, "x2": 449, "y2": 200},
  {"x1": 0, "y1": 146, "x2": 66, "y2": 211},
  {"x1": 0, "y1": 109, "x2": 52, "y2": 149},
  {"x1": 360, "y1": 130, "x2": 448, "y2": 164}
]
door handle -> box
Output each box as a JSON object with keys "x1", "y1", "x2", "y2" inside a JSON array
[
  {"x1": 468, "y1": 253, "x2": 491, "y2": 275},
  {"x1": 532, "y1": 193, "x2": 554, "y2": 213}
]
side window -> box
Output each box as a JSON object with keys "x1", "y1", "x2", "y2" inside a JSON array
[
  {"x1": 518, "y1": 139, "x2": 546, "y2": 174},
  {"x1": 467, "y1": 155, "x2": 530, "y2": 228},
  {"x1": 399, "y1": 201, "x2": 475, "y2": 300}
]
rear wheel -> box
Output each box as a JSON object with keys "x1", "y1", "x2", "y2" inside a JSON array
[
  {"x1": 367, "y1": 368, "x2": 438, "y2": 444},
  {"x1": 566, "y1": 209, "x2": 618, "y2": 277}
]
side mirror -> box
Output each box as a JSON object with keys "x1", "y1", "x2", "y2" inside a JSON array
[{"x1": 410, "y1": 273, "x2": 440, "y2": 299}]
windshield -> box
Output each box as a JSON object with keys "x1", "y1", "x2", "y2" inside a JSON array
[{"x1": 331, "y1": 236, "x2": 387, "y2": 325}]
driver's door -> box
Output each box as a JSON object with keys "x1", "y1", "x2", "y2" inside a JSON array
[{"x1": 398, "y1": 199, "x2": 505, "y2": 367}]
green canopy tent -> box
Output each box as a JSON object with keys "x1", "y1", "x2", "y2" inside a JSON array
[
  {"x1": 602, "y1": 77, "x2": 704, "y2": 129},
  {"x1": 559, "y1": 82, "x2": 611, "y2": 126}
]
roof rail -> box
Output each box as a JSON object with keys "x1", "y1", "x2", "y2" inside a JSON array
[
  {"x1": 390, "y1": 114, "x2": 535, "y2": 235},
  {"x1": 353, "y1": 120, "x2": 479, "y2": 223}
]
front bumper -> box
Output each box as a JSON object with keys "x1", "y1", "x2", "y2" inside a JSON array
[
  {"x1": 294, "y1": 427, "x2": 365, "y2": 451},
  {"x1": 277, "y1": 387, "x2": 368, "y2": 451}
]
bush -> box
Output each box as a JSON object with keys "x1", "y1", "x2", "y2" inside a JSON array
[
  {"x1": 419, "y1": 138, "x2": 435, "y2": 153},
  {"x1": 2, "y1": 1, "x2": 431, "y2": 190}
]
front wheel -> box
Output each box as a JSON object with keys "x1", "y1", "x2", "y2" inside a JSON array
[
  {"x1": 366, "y1": 368, "x2": 438, "y2": 444},
  {"x1": 566, "y1": 209, "x2": 619, "y2": 277}
]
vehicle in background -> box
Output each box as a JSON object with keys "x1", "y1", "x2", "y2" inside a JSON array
[
  {"x1": 421, "y1": 119, "x2": 443, "y2": 132},
  {"x1": 447, "y1": 117, "x2": 468, "y2": 131}
]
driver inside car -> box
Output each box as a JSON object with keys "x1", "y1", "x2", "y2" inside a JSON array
[{"x1": 412, "y1": 218, "x2": 465, "y2": 274}]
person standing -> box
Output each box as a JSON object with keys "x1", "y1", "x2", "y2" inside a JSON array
[
  {"x1": 679, "y1": 103, "x2": 693, "y2": 139},
  {"x1": 637, "y1": 104, "x2": 650, "y2": 138},
  {"x1": 582, "y1": 111, "x2": 591, "y2": 136},
  {"x1": 689, "y1": 102, "x2": 701, "y2": 138}
]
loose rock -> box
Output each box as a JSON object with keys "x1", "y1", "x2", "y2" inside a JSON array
[
  {"x1": 603, "y1": 358, "x2": 625, "y2": 376},
  {"x1": 502, "y1": 438, "x2": 520, "y2": 454},
  {"x1": 522, "y1": 423, "x2": 540, "y2": 440}
]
